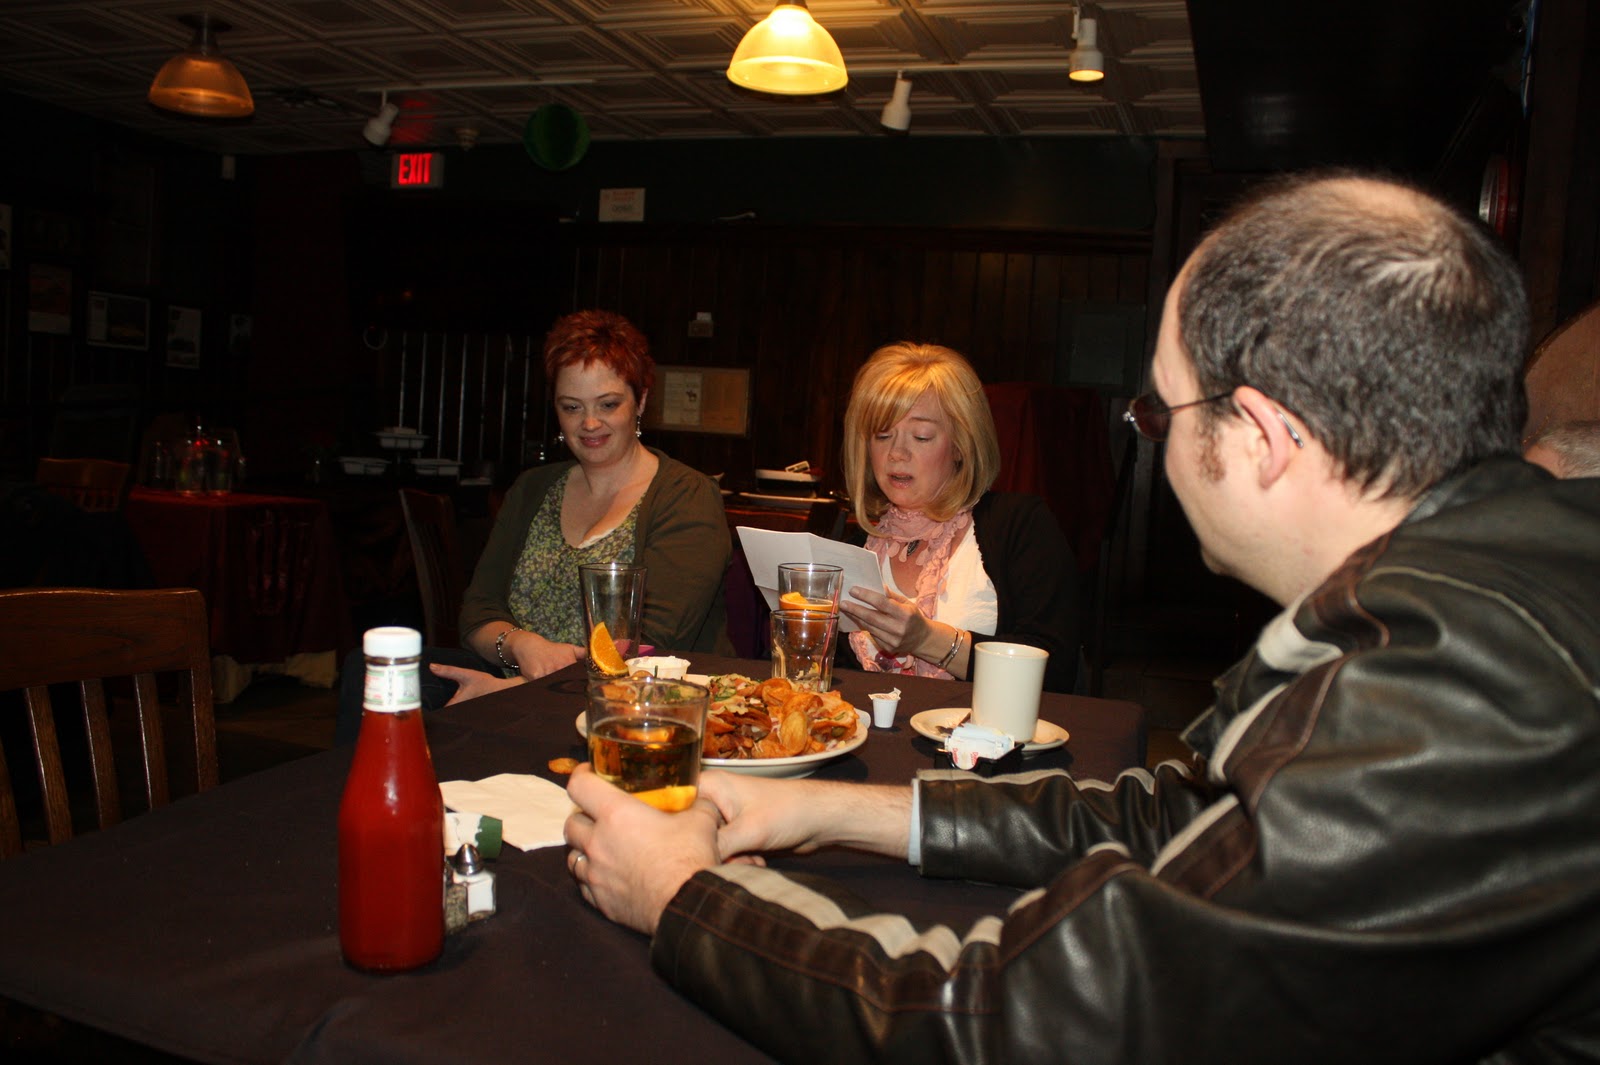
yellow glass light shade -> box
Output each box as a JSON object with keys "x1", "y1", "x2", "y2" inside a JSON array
[
  {"x1": 148, "y1": 15, "x2": 254, "y2": 118},
  {"x1": 727, "y1": 2, "x2": 848, "y2": 96}
]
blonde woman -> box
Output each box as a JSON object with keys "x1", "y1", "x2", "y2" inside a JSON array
[{"x1": 838, "y1": 342, "x2": 1080, "y2": 692}]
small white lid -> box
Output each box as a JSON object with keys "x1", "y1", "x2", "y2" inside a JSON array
[{"x1": 364, "y1": 626, "x2": 421, "y2": 658}]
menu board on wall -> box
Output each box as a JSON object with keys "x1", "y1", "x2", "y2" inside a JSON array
[{"x1": 645, "y1": 366, "x2": 749, "y2": 436}]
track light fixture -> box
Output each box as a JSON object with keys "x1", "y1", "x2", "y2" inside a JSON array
[
  {"x1": 363, "y1": 92, "x2": 399, "y2": 146},
  {"x1": 880, "y1": 72, "x2": 912, "y2": 132},
  {"x1": 1069, "y1": 9, "x2": 1105, "y2": 83},
  {"x1": 148, "y1": 14, "x2": 254, "y2": 118}
]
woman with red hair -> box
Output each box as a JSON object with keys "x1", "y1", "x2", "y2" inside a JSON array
[{"x1": 334, "y1": 310, "x2": 729, "y2": 740}]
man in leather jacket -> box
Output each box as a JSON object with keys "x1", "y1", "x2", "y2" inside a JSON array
[{"x1": 563, "y1": 173, "x2": 1600, "y2": 1063}]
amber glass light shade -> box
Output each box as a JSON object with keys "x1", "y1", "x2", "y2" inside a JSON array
[
  {"x1": 148, "y1": 15, "x2": 254, "y2": 118},
  {"x1": 727, "y1": 2, "x2": 848, "y2": 96}
]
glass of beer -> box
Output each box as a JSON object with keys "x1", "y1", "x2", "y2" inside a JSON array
[{"x1": 585, "y1": 676, "x2": 708, "y2": 812}]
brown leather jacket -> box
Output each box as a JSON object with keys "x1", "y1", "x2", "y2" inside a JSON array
[{"x1": 653, "y1": 458, "x2": 1600, "y2": 1064}]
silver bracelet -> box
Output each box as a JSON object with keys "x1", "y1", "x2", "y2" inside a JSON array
[
  {"x1": 495, "y1": 628, "x2": 518, "y2": 671},
  {"x1": 936, "y1": 628, "x2": 965, "y2": 672}
]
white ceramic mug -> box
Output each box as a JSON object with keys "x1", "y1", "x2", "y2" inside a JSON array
[{"x1": 970, "y1": 641, "x2": 1049, "y2": 744}]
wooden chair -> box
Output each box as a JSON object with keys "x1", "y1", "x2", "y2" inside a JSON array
[
  {"x1": 399, "y1": 488, "x2": 463, "y2": 648},
  {"x1": 34, "y1": 457, "x2": 133, "y2": 512},
  {"x1": 0, "y1": 587, "x2": 217, "y2": 858}
]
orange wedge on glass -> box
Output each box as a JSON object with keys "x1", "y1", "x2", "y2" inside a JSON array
[
  {"x1": 632, "y1": 785, "x2": 698, "y2": 812},
  {"x1": 589, "y1": 622, "x2": 629, "y2": 676},
  {"x1": 779, "y1": 591, "x2": 830, "y2": 614}
]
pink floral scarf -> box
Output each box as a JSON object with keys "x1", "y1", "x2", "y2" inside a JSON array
[{"x1": 848, "y1": 505, "x2": 973, "y2": 679}]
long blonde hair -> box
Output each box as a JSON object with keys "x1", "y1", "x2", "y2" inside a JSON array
[{"x1": 841, "y1": 342, "x2": 1000, "y2": 530}]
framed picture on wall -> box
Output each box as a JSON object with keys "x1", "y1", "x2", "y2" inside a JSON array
[
  {"x1": 644, "y1": 366, "x2": 750, "y2": 435},
  {"x1": 27, "y1": 263, "x2": 71, "y2": 334},
  {"x1": 166, "y1": 305, "x2": 202, "y2": 369},
  {"x1": 87, "y1": 291, "x2": 150, "y2": 350},
  {"x1": 228, "y1": 313, "x2": 252, "y2": 357}
]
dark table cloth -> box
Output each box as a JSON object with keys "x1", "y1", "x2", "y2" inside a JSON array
[
  {"x1": 124, "y1": 486, "x2": 352, "y2": 664},
  {"x1": 0, "y1": 654, "x2": 1144, "y2": 1064}
]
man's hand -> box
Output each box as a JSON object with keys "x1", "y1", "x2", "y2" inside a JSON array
[
  {"x1": 430, "y1": 662, "x2": 524, "y2": 705},
  {"x1": 700, "y1": 770, "x2": 914, "y2": 861},
  {"x1": 563, "y1": 764, "x2": 721, "y2": 936},
  {"x1": 839, "y1": 585, "x2": 933, "y2": 658}
]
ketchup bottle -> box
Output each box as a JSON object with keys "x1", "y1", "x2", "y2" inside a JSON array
[{"x1": 338, "y1": 627, "x2": 444, "y2": 971}]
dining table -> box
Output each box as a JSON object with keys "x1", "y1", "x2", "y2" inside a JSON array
[
  {"x1": 0, "y1": 653, "x2": 1146, "y2": 1064},
  {"x1": 123, "y1": 486, "x2": 354, "y2": 699}
]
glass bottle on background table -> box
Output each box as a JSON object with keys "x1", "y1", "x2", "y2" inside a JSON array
[{"x1": 338, "y1": 626, "x2": 444, "y2": 972}]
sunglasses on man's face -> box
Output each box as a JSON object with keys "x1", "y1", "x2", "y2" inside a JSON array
[{"x1": 1123, "y1": 390, "x2": 1306, "y2": 448}]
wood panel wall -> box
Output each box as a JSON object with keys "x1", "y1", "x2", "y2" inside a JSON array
[{"x1": 531, "y1": 226, "x2": 1150, "y2": 495}]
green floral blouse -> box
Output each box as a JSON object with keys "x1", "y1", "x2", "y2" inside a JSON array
[{"x1": 506, "y1": 468, "x2": 639, "y2": 644}]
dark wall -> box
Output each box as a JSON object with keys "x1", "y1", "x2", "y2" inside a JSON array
[
  {"x1": 240, "y1": 134, "x2": 1158, "y2": 481},
  {"x1": 398, "y1": 135, "x2": 1158, "y2": 231},
  {"x1": 0, "y1": 91, "x2": 255, "y2": 476}
]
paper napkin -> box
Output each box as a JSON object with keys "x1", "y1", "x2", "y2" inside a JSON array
[{"x1": 439, "y1": 773, "x2": 575, "y2": 852}]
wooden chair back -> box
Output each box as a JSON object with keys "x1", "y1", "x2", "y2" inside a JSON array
[
  {"x1": 0, "y1": 587, "x2": 217, "y2": 858},
  {"x1": 34, "y1": 457, "x2": 133, "y2": 512},
  {"x1": 1523, "y1": 297, "x2": 1600, "y2": 439},
  {"x1": 399, "y1": 488, "x2": 464, "y2": 648}
]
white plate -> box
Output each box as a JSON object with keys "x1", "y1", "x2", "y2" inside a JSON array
[
  {"x1": 908, "y1": 707, "x2": 1068, "y2": 753},
  {"x1": 575, "y1": 709, "x2": 869, "y2": 779},
  {"x1": 753, "y1": 468, "x2": 822, "y2": 484},
  {"x1": 738, "y1": 491, "x2": 826, "y2": 511}
]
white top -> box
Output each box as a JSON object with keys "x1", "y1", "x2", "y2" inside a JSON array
[{"x1": 882, "y1": 527, "x2": 998, "y2": 636}]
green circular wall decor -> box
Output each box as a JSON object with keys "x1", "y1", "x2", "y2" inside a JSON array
[{"x1": 522, "y1": 104, "x2": 590, "y2": 171}]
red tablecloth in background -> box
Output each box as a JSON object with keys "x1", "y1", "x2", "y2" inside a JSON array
[
  {"x1": 984, "y1": 382, "x2": 1116, "y2": 573},
  {"x1": 124, "y1": 487, "x2": 352, "y2": 664}
]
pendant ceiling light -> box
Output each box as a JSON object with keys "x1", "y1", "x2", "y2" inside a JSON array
[
  {"x1": 727, "y1": 1, "x2": 848, "y2": 96},
  {"x1": 148, "y1": 14, "x2": 254, "y2": 118}
]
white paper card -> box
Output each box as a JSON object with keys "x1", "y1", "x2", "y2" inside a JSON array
[
  {"x1": 440, "y1": 773, "x2": 574, "y2": 851},
  {"x1": 735, "y1": 527, "x2": 885, "y2": 633}
]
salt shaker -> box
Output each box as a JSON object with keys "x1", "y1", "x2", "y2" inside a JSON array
[{"x1": 451, "y1": 843, "x2": 497, "y2": 922}]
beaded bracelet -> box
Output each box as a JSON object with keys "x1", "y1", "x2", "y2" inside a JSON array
[
  {"x1": 495, "y1": 628, "x2": 518, "y2": 671},
  {"x1": 935, "y1": 627, "x2": 966, "y2": 672}
]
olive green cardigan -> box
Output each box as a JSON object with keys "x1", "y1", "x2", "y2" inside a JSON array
[{"x1": 459, "y1": 449, "x2": 732, "y2": 654}]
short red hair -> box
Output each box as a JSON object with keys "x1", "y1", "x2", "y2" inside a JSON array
[{"x1": 542, "y1": 310, "x2": 654, "y2": 401}]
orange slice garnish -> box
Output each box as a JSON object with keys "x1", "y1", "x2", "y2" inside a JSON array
[
  {"x1": 779, "y1": 592, "x2": 830, "y2": 613},
  {"x1": 631, "y1": 785, "x2": 698, "y2": 812},
  {"x1": 589, "y1": 622, "x2": 629, "y2": 676}
]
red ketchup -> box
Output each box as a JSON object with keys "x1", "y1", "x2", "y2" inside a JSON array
[{"x1": 338, "y1": 627, "x2": 444, "y2": 972}]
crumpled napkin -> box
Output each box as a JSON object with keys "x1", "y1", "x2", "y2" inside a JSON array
[{"x1": 439, "y1": 773, "x2": 575, "y2": 852}]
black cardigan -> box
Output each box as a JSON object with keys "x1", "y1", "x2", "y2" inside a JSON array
[{"x1": 841, "y1": 491, "x2": 1079, "y2": 693}]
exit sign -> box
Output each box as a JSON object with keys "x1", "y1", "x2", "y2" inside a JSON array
[{"x1": 390, "y1": 152, "x2": 444, "y2": 189}]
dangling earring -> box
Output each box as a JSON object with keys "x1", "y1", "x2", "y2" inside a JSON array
[
  {"x1": 557, "y1": 432, "x2": 566, "y2": 445},
  {"x1": 635, "y1": 415, "x2": 643, "y2": 439}
]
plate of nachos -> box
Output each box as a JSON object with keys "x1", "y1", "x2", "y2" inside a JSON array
[
  {"x1": 701, "y1": 674, "x2": 867, "y2": 778},
  {"x1": 575, "y1": 673, "x2": 867, "y2": 779}
]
